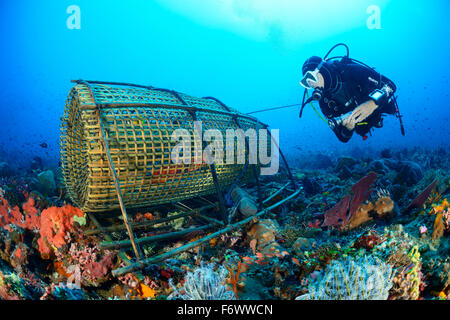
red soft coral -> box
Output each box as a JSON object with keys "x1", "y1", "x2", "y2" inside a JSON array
[
  {"x1": 0, "y1": 196, "x2": 24, "y2": 231},
  {"x1": 37, "y1": 205, "x2": 84, "y2": 257},
  {"x1": 22, "y1": 197, "x2": 40, "y2": 230},
  {"x1": 0, "y1": 195, "x2": 41, "y2": 231}
]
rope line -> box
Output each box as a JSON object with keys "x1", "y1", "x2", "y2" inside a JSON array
[
  {"x1": 245, "y1": 91, "x2": 328, "y2": 124},
  {"x1": 245, "y1": 103, "x2": 301, "y2": 115}
]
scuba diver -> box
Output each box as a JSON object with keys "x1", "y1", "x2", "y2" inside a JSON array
[{"x1": 299, "y1": 43, "x2": 405, "y2": 142}]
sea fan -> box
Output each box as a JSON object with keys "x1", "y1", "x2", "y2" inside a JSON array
[
  {"x1": 169, "y1": 263, "x2": 235, "y2": 300},
  {"x1": 297, "y1": 255, "x2": 394, "y2": 300}
]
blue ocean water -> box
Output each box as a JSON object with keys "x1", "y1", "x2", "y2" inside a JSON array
[{"x1": 0, "y1": 0, "x2": 449, "y2": 168}]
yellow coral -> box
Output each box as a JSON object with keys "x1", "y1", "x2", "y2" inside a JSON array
[
  {"x1": 432, "y1": 198, "x2": 449, "y2": 214},
  {"x1": 407, "y1": 246, "x2": 421, "y2": 299},
  {"x1": 138, "y1": 283, "x2": 157, "y2": 299}
]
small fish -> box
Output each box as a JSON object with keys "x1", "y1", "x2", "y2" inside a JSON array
[{"x1": 39, "y1": 142, "x2": 48, "y2": 148}]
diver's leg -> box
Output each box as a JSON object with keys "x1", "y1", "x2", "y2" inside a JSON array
[{"x1": 374, "y1": 116, "x2": 384, "y2": 128}]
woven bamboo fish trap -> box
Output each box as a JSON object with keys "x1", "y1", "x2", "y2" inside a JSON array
[{"x1": 60, "y1": 80, "x2": 267, "y2": 213}]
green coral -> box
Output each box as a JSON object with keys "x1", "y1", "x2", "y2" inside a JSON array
[
  {"x1": 166, "y1": 211, "x2": 185, "y2": 230},
  {"x1": 0, "y1": 271, "x2": 35, "y2": 299},
  {"x1": 73, "y1": 214, "x2": 86, "y2": 226}
]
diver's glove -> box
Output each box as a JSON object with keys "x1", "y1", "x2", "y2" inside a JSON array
[{"x1": 328, "y1": 117, "x2": 353, "y2": 143}]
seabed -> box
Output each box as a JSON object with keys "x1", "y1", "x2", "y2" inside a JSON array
[{"x1": 0, "y1": 146, "x2": 448, "y2": 300}]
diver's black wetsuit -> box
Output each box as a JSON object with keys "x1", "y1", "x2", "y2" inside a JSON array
[{"x1": 320, "y1": 58, "x2": 397, "y2": 142}]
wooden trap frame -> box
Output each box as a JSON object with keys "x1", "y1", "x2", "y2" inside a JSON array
[{"x1": 60, "y1": 80, "x2": 301, "y2": 276}]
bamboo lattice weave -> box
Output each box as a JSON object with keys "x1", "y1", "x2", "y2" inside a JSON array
[{"x1": 60, "y1": 83, "x2": 265, "y2": 212}]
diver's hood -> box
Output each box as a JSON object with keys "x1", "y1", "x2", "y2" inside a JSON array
[
  {"x1": 302, "y1": 56, "x2": 339, "y2": 93},
  {"x1": 319, "y1": 60, "x2": 339, "y2": 93},
  {"x1": 302, "y1": 56, "x2": 323, "y2": 75}
]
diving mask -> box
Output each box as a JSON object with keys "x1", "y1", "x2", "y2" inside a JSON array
[
  {"x1": 300, "y1": 61, "x2": 325, "y2": 89},
  {"x1": 300, "y1": 69, "x2": 320, "y2": 89}
]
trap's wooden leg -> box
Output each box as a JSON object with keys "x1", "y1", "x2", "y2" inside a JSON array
[
  {"x1": 209, "y1": 163, "x2": 229, "y2": 223},
  {"x1": 98, "y1": 112, "x2": 143, "y2": 261}
]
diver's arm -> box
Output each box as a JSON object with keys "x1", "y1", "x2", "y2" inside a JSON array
[{"x1": 346, "y1": 76, "x2": 399, "y2": 128}]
